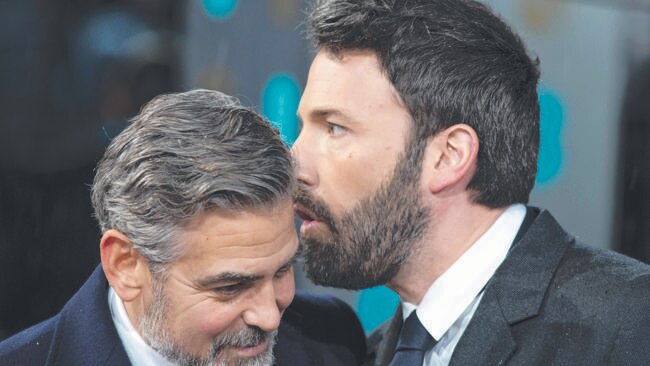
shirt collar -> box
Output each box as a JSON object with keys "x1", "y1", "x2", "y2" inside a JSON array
[
  {"x1": 402, "y1": 204, "x2": 527, "y2": 340},
  {"x1": 108, "y1": 287, "x2": 174, "y2": 366}
]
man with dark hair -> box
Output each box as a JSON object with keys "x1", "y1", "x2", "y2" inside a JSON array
[
  {"x1": 0, "y1": 89, "x2": 365, "y2": 365},
  {"x1": 293, "y1": 0, "x2": 650, "y2": 364}
]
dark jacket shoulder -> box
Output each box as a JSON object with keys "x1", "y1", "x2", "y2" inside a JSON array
[
  {"x1": 0, "y1": 266, "x2": 129, "y2": 366},
  {"x1": 548, "y1": 240, "x2": 650, "y2": 363},
  {"x1": 0, "y1": 316, "x2": 57, "y2": 365},
  {"x1": 276, "y1": 291, "x2": 366, "y2": 365},
  {"x1": 452, "y1": 208, "x2": 650, "y2": 365}
]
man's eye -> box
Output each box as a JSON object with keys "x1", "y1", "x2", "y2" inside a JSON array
[
  {"x1": 214, "y1": 283, "x2": 244, "y2": 296},
  {"x1": 274, "y1": 265, "x2": 293, "y2": 279},
  {"x1": 327, "y1": 123, "x2": 346, "y2": 136}
]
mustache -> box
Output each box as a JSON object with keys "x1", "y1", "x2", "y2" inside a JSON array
[
  {"x1": 214, "y1": 326, "x2": 274, "y2": 349},
  {"x1": 293, "y1": 186, "x2": 338, "y2": 233}
]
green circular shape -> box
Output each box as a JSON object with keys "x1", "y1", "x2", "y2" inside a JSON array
[
  {"x1": 261, "y1": 73, "x2": 301, "y2": 146},
  {"x1": 203, "y1": 0, "x2": 238, "y2": 21}
]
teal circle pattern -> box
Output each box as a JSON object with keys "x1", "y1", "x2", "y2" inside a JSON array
[
  {"x1": 356, "y1": 285, "x2": 400, "y2": 334},
  {"x1": 537, "y1": 86, "x2": 564, "y2": 185},
  {"x1": 203, "y1": 0, "x2": 238, "y2": 21},
  {"x1": 262, "y1": 73, "x2": 301, "y2": 146}
]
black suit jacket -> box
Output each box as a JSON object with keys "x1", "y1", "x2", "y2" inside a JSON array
[
  {"x1": 366, "y1": 208, "x2": 650, "y2": 365},
  {"x1": 0, "y1": 265, "x2": 366, "y2": 365}
]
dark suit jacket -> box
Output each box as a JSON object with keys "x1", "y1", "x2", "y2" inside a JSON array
[
  {"x1": 366, "y1": 208, "x2": 650, "y2": 365},
  {"x1": 0, "y1": 265, "x2": 366, "y2": 365}
]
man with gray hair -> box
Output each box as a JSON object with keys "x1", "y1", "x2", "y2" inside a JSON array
[{"x1": 0, "y1": 89, "x2": 365, "y2": 365}]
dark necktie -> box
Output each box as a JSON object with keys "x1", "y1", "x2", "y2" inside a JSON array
[{"x1": 388, "y1": 311, "x2": 436, "y2": 366}]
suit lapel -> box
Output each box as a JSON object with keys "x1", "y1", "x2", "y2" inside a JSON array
[
  {"x1": 449, "y1": 289, "x2": 516, "y2": 365},
  {"x1": 366, "y1": 305, "x2": 402, "y2": 366},
  {"x1": 45, "y1": 266, "x2": 130, "y2": 366},
  {"x1": 450, "y1": 209, "x2": 573, "y2": 365}
]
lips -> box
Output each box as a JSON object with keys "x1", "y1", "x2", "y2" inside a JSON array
[
  {"x1": 294, "y1": 203, "x2": 319, "y2": 223},
  {"x1": 294, "y1": 203, "x2": 327, "y2": 235},
  {"x1": 230, "y1": 338, "x2": 269, "y2": 358}
]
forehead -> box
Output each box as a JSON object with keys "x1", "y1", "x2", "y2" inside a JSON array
[
  {"x1": 299, "y1": 49, "x2": 406, "y2": 122},
  {"x1": 173, "y1": 202, "x2": 298, "y2": 275}
]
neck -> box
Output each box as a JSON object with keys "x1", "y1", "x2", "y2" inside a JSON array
[{"x1": 387, "y1": 200, "x2": 506, "y2": 304}]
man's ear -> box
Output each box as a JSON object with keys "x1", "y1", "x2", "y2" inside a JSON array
[
  {"x1": 424, "y1": 123, "x2": 479, "y2": 194},
  {"x1": 100, "y1": 229, "x2": 150, "y2": 302}
]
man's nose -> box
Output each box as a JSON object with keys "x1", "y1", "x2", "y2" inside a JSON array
[
  {"x1": 242, "y1": 278, "x2": 294, "y2": 332},
  {"x1": 291, "y1": 130, "x2": 317, "y2": 188}
]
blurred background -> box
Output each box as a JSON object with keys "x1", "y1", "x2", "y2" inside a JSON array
[{"x1": 1, "y1": 0, "x2": 650, "y2": 340}]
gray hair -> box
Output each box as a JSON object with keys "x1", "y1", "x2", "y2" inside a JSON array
[{"x1": 91, "y1": 89, "x2": 295, "y2": 272}]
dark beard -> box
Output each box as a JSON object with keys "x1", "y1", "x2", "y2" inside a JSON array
[
  {"x1": 139, "y1": 276, "x2": 277, "y2": 366},
  {"x1": 295, "y1": 139, "x2": 430, "y2": 289}
]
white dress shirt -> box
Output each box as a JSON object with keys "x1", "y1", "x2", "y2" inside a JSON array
[
  {"x1": 401, "y1": 204, "x2": 526, "y2": 366},
  {"x1": 108, "y1": 287, "x2": 174, "y2": 366}
]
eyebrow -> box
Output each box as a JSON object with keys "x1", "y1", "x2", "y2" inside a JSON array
[
  {"x1": 195, "y1": 249, "x2": 301, "y2": 289},
  {"x1": 196, "y1": 272, "x2": 263, "y2": 289},
  {"x1": 300, "y1": 108, "x2": 360, "y2": 126}
]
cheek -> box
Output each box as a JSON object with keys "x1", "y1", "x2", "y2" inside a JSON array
[
  {"x1": 324, "y1": 152, "x2": 386, "y2": 206},
  {"x1": 321, "y1": 151, "x2": 363, "y2": 191},
  {"x1": 174, "y1": 303, "x2": 240, "y2": 342}
]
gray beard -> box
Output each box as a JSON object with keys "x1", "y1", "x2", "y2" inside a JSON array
[{"x1": 139, "y1": 278, "x2": 277, "y2": 366}]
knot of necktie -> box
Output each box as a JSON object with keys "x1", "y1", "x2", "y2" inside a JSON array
[{"x1": 388, "y1": 311, "x2": 436, "y2": 366}]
